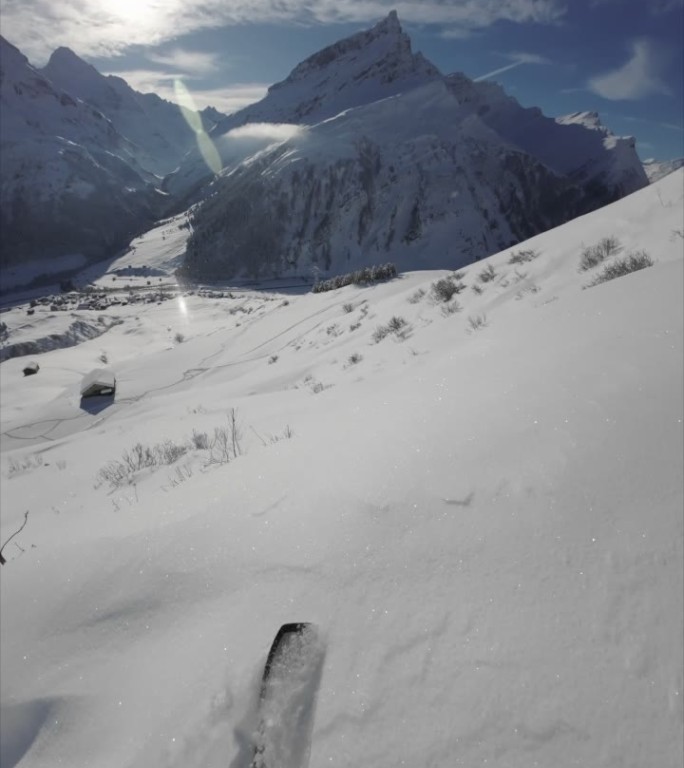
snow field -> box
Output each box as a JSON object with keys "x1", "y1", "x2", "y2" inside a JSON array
[{"x1": 0, "y1": 171, "x2": 682, "y2": 767}]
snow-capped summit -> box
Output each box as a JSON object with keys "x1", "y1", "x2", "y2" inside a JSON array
[
  {"x1": 0, "y1": 35, "x2": 161, "y2": 271},
  {"x1": 211, "y1": 11, "x2": 441, "y2": 132},
  {"x1": 42, "y1": 47, "x2": 221, "y2": 177}
]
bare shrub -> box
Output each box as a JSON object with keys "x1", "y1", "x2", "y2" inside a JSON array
[
  {"x1": 408, "y1": 288, "x2": 426, "y2": 304},
  {"x1": 96, "y1": 438, "x2": 190, "y2": 488},
  {"x1": 270, "y1": 425, "x2": 294, "y2": 443},
  {"x1": 508, "y1": 248, "x2": 540, "y2": 265},
  {"x1": 168, "y1": 463, "x2": 194, "y2": 487},
  {"x1": 342, "y1": 303, "x2": 354, "y2": 313},
  {"x1": 584, "y1": 251, "x2": 653, "y2": 288},
  {"x1": 268, "y1": 355, "x2": 279, "y2": 364},
  {"x1": 441, "y1": 301, "x2": 462, "y2": 317},
  {"x1": 209, "y1": 408, "x2": 242, "y2": 464},
  {"x1": 579, "y1": 236, "x2": 623, "y2": 271},
  {"x1": 191, "y1": 430, "x2": 210, "y2": 450},
  {"x1": 99, "y1": 351, "x2": 109, "y2": 364},
  {"x1": 478, "y1": 264, "x2": 497, "y2": 283},
  {"x1": 348, "y1": 353, "x2": 363, "y2": 365},
  {"x1": 431, "y1": 277, "x2": 465, "y2": 302},
  {"x1": 373, "y1": 316, "x2": 410, "y2": 343},
  {"x1": 467, "y1": 314, "x2": 488, "y2": 332},
  {"x1": 174, "y1": 332, "x2": 185, "y2": 344},
  {"x1": 471, "y1": 284, "x2": 484, "y2": 295},
  {"x1": 7, "y1": 454, "x2": 44, "y2": 478}
]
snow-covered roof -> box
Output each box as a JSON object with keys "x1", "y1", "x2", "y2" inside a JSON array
[{"x1": 80, "y1": 367, "x2": 115, "y2": 395}]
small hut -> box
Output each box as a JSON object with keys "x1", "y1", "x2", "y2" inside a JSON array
[
  {"x1": 80, "y1": 368, "x2": 116, "y2": 397},
  {"x1": 23, "y1": 362, "x2": 40, "y2": 376}
]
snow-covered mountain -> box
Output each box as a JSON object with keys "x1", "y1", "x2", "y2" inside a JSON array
[
  {"x1": 0, "y1": 36, "x2": 166, "y2": 273},
  {"x1": 643, "y1": 157, "x2": 684, "y2": 183},
  {"x1": 0, "y1": 37, "x2": 225, "y2": 278},
  {"x1": 42, "y1": 47, "x2": 221, "y2": 176},
  {"x1": 177, "y1": 12, "x2": 649, "y2": 280}
]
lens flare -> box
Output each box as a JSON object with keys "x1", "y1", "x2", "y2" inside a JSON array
[{"x1": 174, "y1": 79, "x2": 222, "y2": 175}]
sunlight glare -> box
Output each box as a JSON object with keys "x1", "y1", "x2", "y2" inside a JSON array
[
  {"x1": 177, "y1": 295, "x2": 189, "y2": 318},
  {"x1": 174, "y1": 79, "x2": 222, "y2": 175},
  {"x1": 100, "y1": 0, "x2": 156, "y2": 24}
]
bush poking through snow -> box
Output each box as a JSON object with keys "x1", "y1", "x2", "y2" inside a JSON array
[
  {"x1": 579, "y1": 236, "x2": 623, "y2": 271},
  {"x1": 208, "y1": 409, "x2": 243, "y2": 465},
  {"x1": 174, "y1": 332, "x2": 185, "y2": 344},
  {"x1": 373, "y1": 316, "x2": 410, "y2": 343},
  {"x1": 407, "y1": 288, "x2": 426, "y2": 304},
  {"x1": 471, "y1": 284, "x2": 484, "y2": 295},
  {"x1": 508, "y1": 248, "x2": 540, "y2": 265},
  {"x1": 431, "y1": 277, "x2": 466, "y2": 302},
  {"x1": 191, "y1": 430, "x2": 210, "y2": 450},
  {"x1": 583, "y1": 251, "x2": 654, "y2": 288},
  {"x1": 96, "y1": 410, "x2": 244, "y2": 488},
  {"x1": 478, "y1": 264, "x2": 497, "y2": 283},
  {"x1": 348, "y1": 353, "x2": 363, "y2": 365},
  {"x1": 467, "y1": 314, "x2": 488, "y2": 332},
  {"x1": 441, "y1": 301, "x2": 462, "y2": 317},
  {"x1": 342, "y1": 303, "x2": 354, "y2": 314},
  {"x1": 7, "y1": 453, "x2": 44, "y2": 478}
]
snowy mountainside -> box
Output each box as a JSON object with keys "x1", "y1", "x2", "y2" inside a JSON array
[
  {"x1": 164, "y1": 10, "x2": 441, "y2": 197},
  {"x1": 182, "y1": 79, "x2": 624, "y2": 280},
  {"x1": 173, "y1": 13, "x2": 648, "y2": 279},
  {"x1": 0, "y1": 171, "x2": 682, "y2": 768},
  {"x1": 42, "y1": 47, "x2": 223, "y2": 176},
  {"x1": 643, "y1": 156, "x2": 684, "y2": 183},
  {"x1": 0, "y1": 36, "x2": 164, "y2": 271},
  {"x1": 445, "y1": 75, "x2": 647, "y2": 196}
]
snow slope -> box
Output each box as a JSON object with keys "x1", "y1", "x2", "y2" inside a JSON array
[{"x1": 1, "y1": 171, "x2": 682, "y2": 767}]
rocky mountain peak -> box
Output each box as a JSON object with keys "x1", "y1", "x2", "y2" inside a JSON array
[{"x1": 210, "y1": 11, "x2": 440, "y2": 135}]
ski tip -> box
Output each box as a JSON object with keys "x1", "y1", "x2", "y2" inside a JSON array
[{"x1": 260, "y1": 622, "x2": 318, "y2": 691}]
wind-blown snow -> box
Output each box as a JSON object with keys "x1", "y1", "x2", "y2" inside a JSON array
[{"x1": 1, "y1": 171, "x2": 682, "y2": 767}]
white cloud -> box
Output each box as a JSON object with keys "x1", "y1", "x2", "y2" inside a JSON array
[
  {"x1": 2, "y1": 0, "x2": 566, "y2": 63},
  {"x1": 225, "y1": 123, "x2": 306, "y2": 142},
  {"x1": 588, "y1": 39, "x2": 671, "y2": 100},
  {"x1": 217, "y1": 123, "x2": 308, "y2": 163}
]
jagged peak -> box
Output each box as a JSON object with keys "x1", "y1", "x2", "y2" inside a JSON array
[
  {"x1": 44, "y1": 46, "x2": 100, "y2": 80},
  {"x1": 274, "y1": 10, "x2": 425, "y2": 88}
]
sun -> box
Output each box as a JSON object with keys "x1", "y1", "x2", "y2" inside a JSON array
[{"x1": 100, "y1": 0, "x2": 157, "y2": 24}]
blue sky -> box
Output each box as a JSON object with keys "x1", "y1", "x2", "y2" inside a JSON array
[{"x1": 2, "y1": 0, "x2": 683, "y2": 160}]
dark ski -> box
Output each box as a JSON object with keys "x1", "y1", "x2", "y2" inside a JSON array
[{"x1": 251, "y1": 622, "x2": 325, "y2": 768}]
